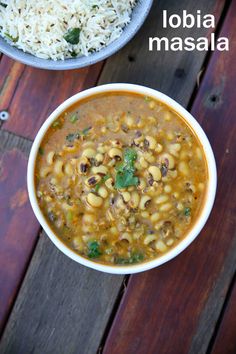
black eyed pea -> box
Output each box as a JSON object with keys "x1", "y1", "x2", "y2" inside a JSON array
[
  {"x1": 155, "y1": 143, "x2": 163, "y2": 153},
  {"x1": 83, "y1": 214, "x2": 96, "y2": 225},
  {"x1": 139, "y1": 195, "x2": 151, "y2": 210},
  {"x1": 144, "y1": 136, "x2": 157, "y2": 150},
  {"x1": 140, "y1": 157, "x2": 148, "y2": 168},
  {"x1": 166, "y1": 238, "x2": 174, "y2": 247},
  {"x1": 111, "y1": 140, "x2": 123, "y2": 148},
  {"x1": 178, "y1": 161, "x2": 189, "y2": 176},
  {"x1": 129, "y1": 191, "x2": 140, "y2": 209},
  {"x1": 116, "y1": 196, "x2": 126, "y2": 210},
  {"x1": 120, "y1": 232, "x2": 133, "y2": 243},
  {"x1": 95, "y1": 153, "x2": 104, "y2": 163},
  {"x1": 169, "y1": 143, "x2": 181, "y2": 157},
  {"x1": 62, "y1": 145, "x2": 77, "y2": 153},
  {"x1": 160, "y1": 153, "x2": 175, "y2": 169},
  {"x1": 40, "y1": 166, "x2": 52, "y2": 178},
  {"x1": 82, "y1": 141, "x2": 95, "y2": 148},
  {"x1": 64, "y1": 162, "x2": 73, "y2": 176},
  {"x1": 73, "y1": 236, "x2": 84, "y2": 251},
  {"x1": 46, "y1": 151, "x2": 55, "y2": 165},
  {"x1": 137, "y1": 178, "x2": 147, "y2": 190},
  {"x1": 108, "y1": 147, "x2": 122, "y2": 160},
  {"x1": 54, "y1": 160, "x2": 64, "y2": 177},
  {"x1": 85, "y1": 175, "x2": 101, "y2": 188},
  {"x1": 149, "y1": 100, "x2": 155, "y2": 109},
  {"x1": 144, "y1": 152, "x2": 155, "y2": 163},
  {"x1": 155, "y1": 240, "x2": 167, "y2": 252},
  {"x1": 98, "y1": 186, "x2": 108, "y2": 199},
  {"x1": 87, "y1": 193, "x2": 103, "y2": 208},
  {"x1": 105, "y1": 177, "x2": 115, "y2": 191},
  {"x1": 82, "y1": 148, "x2": 96, "y2": 159},
  {"x1": 92, "y1": 165, "x2": 108, "y2": 175},
  {"x1": 120, "y1": 191, "x2": 131, "y2": 203},
  {"x1": 78, "y1": 156, "x2": 90, "y2": 175},
  {"x1": 126, "y1": 116, "x2": 135, "y2": 128},
  {"x1": 133, "y1": 132, "x2": 144, "y2": 146},
  {"x1": 148, "y1": 166, "x2": 162, "y2": 181}
]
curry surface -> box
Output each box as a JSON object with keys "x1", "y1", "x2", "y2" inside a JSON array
[{"x1": 35, "y1": 92, "x2": 208, "y2": 265}]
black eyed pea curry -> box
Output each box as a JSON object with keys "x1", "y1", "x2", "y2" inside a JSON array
[{"x1": 35, "y1": 92, "x2": 208, "y2": 266}]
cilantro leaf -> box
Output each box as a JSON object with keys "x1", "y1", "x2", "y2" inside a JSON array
[
  {"x1": 4, "y1": 32, "x2": 18, "y2": 42},
  {"x1": 66, "y1": 132, "x2": 80, "y2": 142},
  {"x1": 184, "y1": 207, "x2": 191, "y2": 216},
  {"x1": 115, "y1": 148, "x2": 138, "y2": 189},
  {"x1": 115, "y1": 171, "x2": 138, "y2": 189},
  {"x1": 69, "y1": 114, "x2": 78, "y2": 124},
  {"x1": 124, "y1": 148, "x2": 137, "y2": 164},
  {"x1": 87, "y1": 241, "x2": 102, "y2": 259},
  {"x1": 82, "y1": 126, "x2": 92, "y2": 135},
  {"x1": 115, "y1": 252, "x2": 144, "y2": 264},
  {"x1": 38, "y1": 147, "x2": 44, "y2": 156},
  {"x1": 63, "y1": 28, "x2": 81, "y2": 44}
]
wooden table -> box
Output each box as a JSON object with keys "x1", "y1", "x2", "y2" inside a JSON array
[{"x1": 0, "y1": 1, "x2": 235, "y2": 353}]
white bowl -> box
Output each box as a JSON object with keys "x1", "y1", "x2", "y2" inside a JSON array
[{"x1": 27, "y1": 84, "x2": 217, "y2": 274}]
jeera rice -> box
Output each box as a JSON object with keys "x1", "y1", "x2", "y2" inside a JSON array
[{"x1": 0, "y1": 0, "x2": 137, "y2": 60}]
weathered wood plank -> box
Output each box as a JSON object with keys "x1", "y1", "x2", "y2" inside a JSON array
[
  {"x1": 0, "y1": 59, "x2": 103, "y2": 335},
  {"x1": 0, "y1": 130, "x2": 40, "y2": 334},
  {"x1": 0, "y1": 233, "x2": 123, "y2": 354},
  {"x1": 0, "y1": 60, "x2": 103, "y2": 140},
  {"x1": 211, "y1": 278, "x2": 236, "y2": 354},
  {"x1": 0, "y1": 0, "x2": 227, "y2": 352},
  {"x1": 98, "y1": 0, "x2": 225, "y2": 106},
  {"x1": 103, "y1": 2, "x2": 236, "y2": 354}
]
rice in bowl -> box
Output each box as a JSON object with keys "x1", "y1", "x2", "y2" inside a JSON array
[{"x1": 0, "y1": 0, "x2": 137, "y2": 60}]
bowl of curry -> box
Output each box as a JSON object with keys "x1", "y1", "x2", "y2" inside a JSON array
[{"x1": 27, "y1": 84, "x2": 217, "y2": 274}]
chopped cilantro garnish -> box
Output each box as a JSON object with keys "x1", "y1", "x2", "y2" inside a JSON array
[
  {"x1": 115, "y1": 252, "x2": 144, "y2": 265},
  {"x1": 115, "y1": 148, "x2": 138, "y2": 189},
  {"x1": 52, "y1": 120, "x2": 62, "y2": 129},
  {"x1": 65, "y1": 127, "x2": 91, "y2": 143},
  {"x1": 184, "y1": 207, "x2": 191, "y2": 216},
  {"x1": 63, "y1": 28, "x2": 81, "y2": 45},
  {"x1": 69, "y1": 114, "x2": 78, "y2": 124},
  {"x1": 66, "y1": 133, "x2": 79, "y2": 143},
  {"x1": 4, "y1": 32, "x2": 18, "y2": 42},
  {"x1": 38, "y1": 147, "x2": 44, "y2": 156},
  {"x1": 87, "y1": 241, "x2": 102, "y2": 259},
  {"x1": 82, "y1": 126, "x2": 92, "y2": 135}
]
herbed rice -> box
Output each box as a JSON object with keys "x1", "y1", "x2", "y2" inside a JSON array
[{"x1": 0, "y1": 0, "x2": 137, "y2": 60}]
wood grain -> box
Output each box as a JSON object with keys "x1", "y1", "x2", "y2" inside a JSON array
[
  {"x1": 0, "y1": 60, "x2": 103, "y2": 140},
  {"x1": 0, "y1": 234, "x2": 123, "y2": 354},
  {"x1": 0, "y1": 130, "x2": 40, "y2": 334},
  {"x1": 211, "y1": 278, "x2": 236, "y2": 354},
  {"x1": 98, "y1": 0, "x2": 225, "y2": 106},
  {"x1": 103, "y1": 2, "x2": 236, "y2": 354},
  {"x1": 0, "y1": 0, "x2": 228, "y2": 352}
]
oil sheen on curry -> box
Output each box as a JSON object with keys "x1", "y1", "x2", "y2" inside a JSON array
[{"x1": 35, "y1": 92, "x2": 208, "y2": 266}]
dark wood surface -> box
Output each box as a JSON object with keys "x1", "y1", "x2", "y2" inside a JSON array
[
  {"x1": 211, "y1": 278, "x2": 236, "y2": 354},
  {"x1": 0, "y1": 0, "x2": 235, "y2": 353},
  {"x1": 0, "y1": 131, "x2": 39, "y2": 334},
  {"x1": 0, "y1": 61, "x2": 104, "y2": 335},
  {"x1": 103, "y1": 2, "x2": 236, "y2": 353},
  {"x1": 0, "y1": 58, "x2": 103, "y2": 140}
]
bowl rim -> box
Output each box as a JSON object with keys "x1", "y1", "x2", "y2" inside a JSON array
[
  {"x1": 27, "y1": 83, "x2": 217, "y2": 274},
  {"x1": 0, "y1": 0, "x2": 153, "y2": 70}
]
